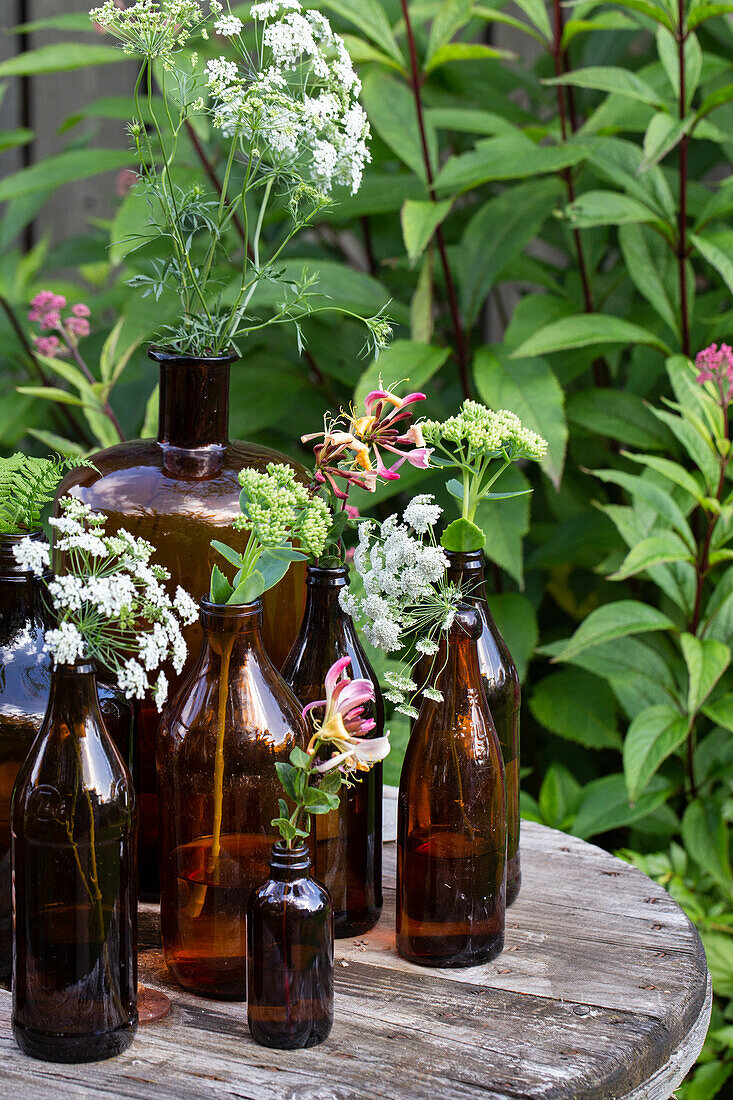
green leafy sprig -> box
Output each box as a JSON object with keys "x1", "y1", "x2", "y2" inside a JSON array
[{"x1": 0, "y1": 453, "x2": 95, "y2": 536}]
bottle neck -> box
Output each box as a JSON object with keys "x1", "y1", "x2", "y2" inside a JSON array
[
  {"x1": 151, "y1": 348, "x2": 234, "y2": 478},
  {"x1": 46, "y1": 662, "x2": 103, "y2": 735},
  {"x1": 300, "y1": 565, "x2": 349, "y2": 629},
  {"x1": 199, "y1": 598, "x2": 267, "y2": 664},
  {"x1": 269, "y1": 841, "x2": 311, "y2": 882},
  {"x1": 445, "y1": 549, "x2": 487, "y2": 605},
  {"x1": 433, "y1": 603, "x2": 485, "y2": 704}
]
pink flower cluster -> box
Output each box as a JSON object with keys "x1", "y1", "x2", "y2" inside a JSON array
[
  {"x1": 695, "y1": 342, "x2": 733, "y2": 406},
  {"x1": 28, "y1": 291, "x2": 91, "y2": 357}
]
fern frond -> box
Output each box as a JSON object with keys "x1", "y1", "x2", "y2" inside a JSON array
[{"x1": 0, "y1": 453, "x2": 96, "y2": 535}]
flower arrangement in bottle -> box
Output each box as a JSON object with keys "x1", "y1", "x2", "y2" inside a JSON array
[
  {"x1": 89, "y1": 0, "x2": 390, "y2": 357},
  {"x1": 10, "y1": 497, "x2": 196, "y2": 1062},
  {"x1": 247, "y1": 656, "x2": 389, "y2": 1049}
]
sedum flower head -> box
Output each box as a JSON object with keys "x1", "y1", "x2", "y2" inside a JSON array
[
  {"x1": 237, "y1": 462, "x2": 331, "y2": 557},
  {"x1": 422, "y1": 399, "x2": 547, "y2": 462}
]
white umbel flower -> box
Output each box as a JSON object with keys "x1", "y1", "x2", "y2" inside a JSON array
[
  {"x1": 45, "y1": 622, "x2": 85, "y2": 665},
  {"x1": 12, "y1": 537, "x2": 50, "y2": 576}
]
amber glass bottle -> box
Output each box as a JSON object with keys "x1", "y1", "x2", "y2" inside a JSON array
[
  {"x1": 247, "y1": 841, "x2": 333, "y2": 1049},
  {"x1": 282, "y1": 565, "x2": 383, "y2": 937},
  {"x1": 0, "y1": 534, "x2": 132, "y2": 979},
  {"x1": 12, "y1": 662, "x2": 138, "y2": 1062},
  {"x1": 158, "y1": 598, "x2": 308, "y2": 999},
  {"x1": 56, "y1": 349, "x2": 305, "y2": 897},
  {"x1": 397, "y1": 604, "x2": 506, "y2": 967},
  {"x1": 445, "y1": 550, "x2": 521, "y2": 906}
]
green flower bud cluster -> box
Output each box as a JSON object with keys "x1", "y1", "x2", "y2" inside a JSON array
[
  {"x1": 235, "y1": 463, "x2": 331, "y2": 558},
  {"x1": 422, "y1": 400, "x2": 547, "y2": 460}
]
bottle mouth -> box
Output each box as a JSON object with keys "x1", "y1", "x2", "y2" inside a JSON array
[
  {"x1": 306, "y1": 564, "x2": 348, "y2": 586},
  {"x1": 147, "y1": 345, "x2": 239, "y2": 367},
  {"x1": 270, "y1": 840, "x2": 312, "y2": 875},
  {"x1": 445, "y1": 548, "x2": 484, "y2": 564},
  {"x1": 200, "y1": 596, "x2": 263, "y2": 632}
]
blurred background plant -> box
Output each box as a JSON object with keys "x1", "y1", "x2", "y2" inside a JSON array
[{"x1": 1, "y1": 1, "x2": 733, "y2": 1091}]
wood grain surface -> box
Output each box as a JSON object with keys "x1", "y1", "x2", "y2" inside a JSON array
[{"x1": 0, "y1": 814, "x2": 711, "y2": 1099}]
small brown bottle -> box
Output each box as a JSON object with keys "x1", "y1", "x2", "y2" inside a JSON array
[
  {"x1": 247, "y1": 841, "x2": 333, "y2": 1049},
  {"x1": 397, "y1": 603, "x2": 507, "y2": 967},
  {"x1": 282, "y1": 564, "x2": 383, "y2": 936},
  {"x1": 157, "y1": 598, "x2": 308, "y2": 999},
  {"x1": 12, "y1": 661, "x2": 138, "y2": 1062}
]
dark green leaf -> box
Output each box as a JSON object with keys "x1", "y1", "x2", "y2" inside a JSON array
[
  {"x1": 440, "y1": 518, "x2": 485, "y2": 552},
  {"x1": 228, "y1": 569, "x2": 266, "y2": 605},
  {"x1": 572, "y1": 774, "x2": 672, "y2": 839},
  {"x1": 511, "y1": 314, "x2": 671, "y2": 358},
  {"x1": 682, "y1": 798, "x2": 733, "y2": 891},
  {"x1": 211, "y1": 540, "x2": 243, "y2": 569},
  {"x1": 0, "y1": 43, "x2": 124, "y2": 77},
  {"x1": 552, "y1": 601, "x2": 674, "y2": 663},
  {"x1": 210, "y1": 564, "x2": 233, "y2": 604},
  {"x1": 275, "y1": 762, "x2": 298, "y2": 801},
  {"x1": 623, "y1": 704, "x2": 688, "y2": 801},
  {"x1": 0, "y1": 148, "x2": 132, "y2": 202},
  {"x1": 530, "y1": 669, "x2": 621, "y2": 750}
]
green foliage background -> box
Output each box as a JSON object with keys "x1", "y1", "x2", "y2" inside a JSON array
[{"x1": 1, "y1": 1, "x2": 733, "y2": 1092}]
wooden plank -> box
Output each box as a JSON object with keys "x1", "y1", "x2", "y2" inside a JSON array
[{"x1": 0, "y1": 820, "x2": 710, "y2": 1098}]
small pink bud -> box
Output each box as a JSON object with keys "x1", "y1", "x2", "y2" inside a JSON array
[
  {"x1": 41, "y1": 311, "x2": 62, "y2": 331},
  {"x1": 71, "y1": 303, "x2": 90, "y2": 318}
]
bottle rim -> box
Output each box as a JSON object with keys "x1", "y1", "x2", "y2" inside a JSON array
[
  {"x1": 199, "y1": 596, "x2": 263, "y2": 632},
  {"x1": 147, "y1": 345, "x2": 239, "y2": 367}
]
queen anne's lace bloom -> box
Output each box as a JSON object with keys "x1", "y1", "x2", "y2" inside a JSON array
[
  {"x1": 16, "y1": 496, "x2": 194, "y2": 710},
  {"x1": 206, "y1": 4, "x2": 370, "y2": 194},
  {"x1": 403, "y1": 494, "x2": 443, "y2": 535}
]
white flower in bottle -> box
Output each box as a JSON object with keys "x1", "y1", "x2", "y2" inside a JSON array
[
  {"x1": 117, "y1": 657, "x2": 149, "y2": 700},
  {"x1": 174, "y1": 585, "x2": 199, "y2": 625},
  {"x1": 12, "y1": 537, "x2": 50, "y2": 576},
  {"x1": 45, "y1": 622, "x2": 85, "y2": 665}
]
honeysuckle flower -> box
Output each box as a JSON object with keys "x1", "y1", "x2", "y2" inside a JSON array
[
  {"x1": 349, "y1": 388, "x2": 432, "y2": 480},
  {"x1": 303, "y1": 656, "x2": 377, "y2": 745},
  {"x1": 302, "y1": 420, "x2": 379, "y2": 499}
]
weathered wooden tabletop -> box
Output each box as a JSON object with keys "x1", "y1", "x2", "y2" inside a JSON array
[{"x1": 0, "y1": 791, "x2": 711, "y2": 1099}]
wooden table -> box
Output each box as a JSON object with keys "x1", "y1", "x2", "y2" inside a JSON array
[{"x1": 0, "y1": 795, "x2": 711, "y2": 1099}]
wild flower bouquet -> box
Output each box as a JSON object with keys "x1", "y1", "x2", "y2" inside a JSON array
[
  {"x1": 90, "y1": 0, "x2": 389, "y2": 356},
  {"x1": 342, "y1": 498, "x2": 464, "y2": 718},
  {"x1": 273, "y1": 656, "x2": 390, "y2": 847},
  {"x1": 14, "y1": 496, "x2": 198, "y2": 709},
  {"x1": 421, "y1": 401, "x2": 548, "y2": 553}
]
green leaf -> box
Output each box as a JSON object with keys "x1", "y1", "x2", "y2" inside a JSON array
[
  {"x1": 303, "y1": 787, "x2": 339, "y2": 814},
  {"x1": 656, "y1": 28, "x2": 701, "y2": 110},
  {"x1": 0, "y1": 148, "x2": 132, "y2": 202},
  {"x1": 584, "y1": 135, "x2": 675, "y2": 220},
  {"x1": 552, "y1": 601, "x2": 674, "y2": 663},
  {"x1": 425, "y1": 106, "x2": 516, "y2": 136},
  {"x1": 320, "y1": 0, "x2": 404, "y2": 66},
  {"x1": 457, "y1": 179, "x2": 560, "y2": 324},
  {"x1": 691, "y1": 231, "x2": 733, "y2": 297},
  {"x1": 473, "y1": 348, "x2": 567, "y2": 488},
  {"x1": 353, "y1": 340, "x2": 450, "y2": 408},
  {"x1": 290, "y1": 746, "x2": 311, "y2": 769},
  {"x1": 474, "y1": 465, "x2": 530, "y2": 586},
  {"x1": 425, "y1": 42, "x2": 514, "y2": 74},
  {"x1": 0, "y1": 43, "x2": 124, "y2": 77},
  {"x1": 489, "y1": 592, "x2": 538, "y2": 682},
  {"x1": 702, "y1": 692, "x2": 733, "y2": 731},
  {"x1": 624, "y1": 453, "x2": 704, "y2": 501},
  {"x1": 530, "y1": 669, "x2": 621, "y2": 750},
  {"x1": 572, "y1": 774, "x2": 672, "y2": 839},
  {"x1": 619, "y1": 223, "x2": 681, "y2": 338},
  {"x1": 538, "y1": 763, "x2": 582, "y2": 829},
  {"x1": 211, "y1": 540, "x2": 243, "y2": 569},
  {"x1": 564, "y1": 189, "x2": 660, "y2": 228},
  {"x1": 400, "y1": 198, "x2": 452, "y2": 265},
  {"x1": 509, "y1": 0, "x2": 551, "y2": 38},
  {"x1": 623, "y1": 704, "x2": 688, "y2": 802},
  {"x1": 257, "y1": 553, "x2": 291, "y2": 593},
  {"x1": 641, "y1": 111, "x2": 692, "y2": 171},
  {"x1": 410, "y1": 249, "x2": 434, "y2": 344},
  {"x1": 511, "y1": 314, "x2": 671, "y2": 358},
  {"x1": 228, "y1": 569, "x2": 266, "y2": 605},
  {"x1": 275, "y1": 762, "x2": 298, "y2": 802},
  {"x1": 340, "y1": 33, "x2": 403, "y2": 71},
  {"x1": 682, "y1": 798, "x2": 733, "y2": 891},
  {"x1": 610, "y1": 532, "x2": 694, "y2": 581},
  {"x1": 680, "y1": 633, "x2": 730, "y2": 713},
  {"x1": 696, "y1": 82, "x2": 733, "y2": 121},
  {"x1": 566, "y1": 389, "x2": 672, "y2": 450},
  {"x1": 684, "y1": 1063, "x2": 733, "y2": 1100},
  {"x1": 15, "y1": 386, "x2": 86, "y2": 408},
  {"x1": 440, "y1": 518, "x2": 485, "y2": 552},
  {"x1": 592, "y1": 468, "x2": 695, "y2": 550},
  {"x1": 361, "y1": 71, "x2": 435, "y2": 182},
  {"x1": 426, "y1": 0, "x2": 474, "y2": 61},
  {"x1": 0, "y1": 128, "x2": 33, "y2": 153},
  {"x1": 545, "y1": 66, "x2": 662, "y2": 107},
  {"x1": 434, "y1": 133, "x2": 589, "y2": 195},
  {"x1": 210, "y1": 564, "x2": 233, "y2": 604}
]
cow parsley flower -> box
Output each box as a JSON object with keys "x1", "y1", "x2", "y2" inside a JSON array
[
  {"x1": 12, "y1": 536, "x2": 50, "y2": 575},
  {"x1": 90, "y1": 0, "x2": 214, "y2": 64},
  {"x1": 18, "y1": 495, "x2": 194, "y2": 710},
  {"x1": 403, "y1": 494, "x2": 442, "y2": 535}
]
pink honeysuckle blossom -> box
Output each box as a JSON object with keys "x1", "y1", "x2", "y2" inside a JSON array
[
  {"x1": 303, "y1": 422, "x2": 379, "y2": 500},
  {"x1": 350, "y1": 386, "x2": 433, "y2": 480},
  {"x1": 303, "y1": 656, "x2": 390, "y2": 774},
  {"x1": 695, "y1": 342, "x2": 733, "y2": 405}
]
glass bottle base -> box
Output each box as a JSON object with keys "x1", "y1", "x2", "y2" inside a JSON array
[
  {"x1": 396, "y1": 933, "x2": 505, "y2": 968},
  {"x1": 13, "y1": 1018, "x2": 138, "y2": 1063},
  {"x1": 166, "y1": 959, "x2": 245, "y2": 1001},
  {"x1": 248, "y1": 1015, "x2": 333, "y2": 1049},
  {"x1": 334, "y1": 906, "x2": 382, "y2": 939}
]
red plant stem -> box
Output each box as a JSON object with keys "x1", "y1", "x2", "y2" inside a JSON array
[
  {"x1": 400, "y1": 0, "x2": 471, "y2": 399},
  {"x1": 0, "y1": 293, "x2": 93, "y2": 447},
  {"x1": 677, "y1": 0, "x2": 691, "y2": 357},
  {"x1": 551, "y1": 0, "x2": 608, "y2": 388}
]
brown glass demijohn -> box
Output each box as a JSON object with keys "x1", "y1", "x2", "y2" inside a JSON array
[
  {"x1": 55, "y1": 348, "x2": 306, "y2": 897},
  {"x1": 157, "y1": 598, "x2": 308, "y2": 1000},
  {"x1": 247, "y1": 841, "x2": 333, "y2": 1049},
  {"x1": 397, "y1": 603, "x2": 507, "y2": 967},
  {"x1": 445, "y1": 550, "x2": 521, "y2": 905},
  {"x1": 0, "y1": 533, "x2": 132, "y2": 978},
  {"x1": 12, "y1": 661, "x2": 138, "y2": 1062},
  {"x1": 282, "y1": 564, "x2": 383, "y2": 937}
]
